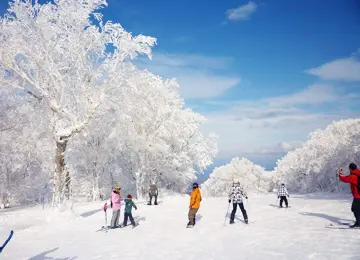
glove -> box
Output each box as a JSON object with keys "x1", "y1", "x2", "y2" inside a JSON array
[
  {"x1": 228, "y1": 199, "x2": 231, "y2": 203},
  {"x1": 278, "y1": 196, "x2": 279, "y2": 199},
  {"x1": 246, "y1": 196, "x2": 248, "y2": 199}
]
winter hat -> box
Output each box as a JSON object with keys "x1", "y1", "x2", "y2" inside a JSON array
[
  {"x1": 127, "y1": 194, "x2": 132, "y2": 199},
  {"x1": 192, "y1": 183, "x2": 199, "y2": 189},
  {"x1": 349, "y1": 163, "x2": 357, "y2": 171}
]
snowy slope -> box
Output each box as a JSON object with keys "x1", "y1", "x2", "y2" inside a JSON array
[{"x1": 0, "y1": 193, "x2": 359, "y2": 260}]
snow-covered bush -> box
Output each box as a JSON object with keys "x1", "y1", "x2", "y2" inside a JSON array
[
  {"x1": 272, "y1": 119, "x2": 360, "y2": 193},
  {"x1": 202, "y1": 158, "x2": 269, "y2": 196}
]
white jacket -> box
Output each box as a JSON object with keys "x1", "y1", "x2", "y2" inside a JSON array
[{"x1": 229, "y1": 185, "x2": 247, "y2": 203}]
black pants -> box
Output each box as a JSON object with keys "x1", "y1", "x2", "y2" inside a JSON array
[
  {"x1": 149, "y1": 194, "x2": 158, "y2": 204},
  {"x1": 279, "y1": 196, "x2": 288, "y2": 207},
  {"x1": 230, "y1": 203, "x2": 248, "y2": 221},
  {"x1": 123, "y1": 212, "x2": 135, "y2": 226},
  {"x1": 351, "y1": 198, "x2": 360, "y2": 224}
]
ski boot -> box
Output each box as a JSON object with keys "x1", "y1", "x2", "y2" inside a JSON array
[
  {"x1": 244, "y1": 219, "x2": 248, "y2": 224},
  {"x1": 350, "y1": 223, "x2": 360, "y2": 228},
  {"x1": 229, "y1": 220, "x2": 235, "y2": 224},
  {"x1": 186, "y1": 222, "x2": 194, "y2": 228}
]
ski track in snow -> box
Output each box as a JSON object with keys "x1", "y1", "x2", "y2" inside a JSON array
[{"x1": 0, "y1": 193, "x2": 359, "y2": 260}]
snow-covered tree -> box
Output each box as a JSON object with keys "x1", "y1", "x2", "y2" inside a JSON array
[
  {"x1": 0, "y1": 0, "x2": 156, "y2": 205},
  {"x1": 0, "y1": 0, "x2": 218, "y2": 206},
  {"x1": 202, "y1": 157, "x2": 269, "y2": 197},
  {"x1": 0, "y1": 86, "x2": 53, "y2": 206},
  {"x1": 272, "y1": 119, "x2": 360, "y2": 193},
  {"x1": 107, "y1": 71, "x2": 218, "y2": 196}
]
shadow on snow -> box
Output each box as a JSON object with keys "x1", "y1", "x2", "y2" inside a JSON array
[
  {"x1": 28, "y1": 247, "x2": 77, "y2": 260},
  {"x1": 80, "y1": 209, "x2": 102, "y2": 218},
  {"x1": 300, "y1": 212, "x2": 353, "y2": 225}
]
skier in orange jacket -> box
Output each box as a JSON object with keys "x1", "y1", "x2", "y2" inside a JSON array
[{"x1": 187, "y1": 183, "x2": 202, "y2": 228}]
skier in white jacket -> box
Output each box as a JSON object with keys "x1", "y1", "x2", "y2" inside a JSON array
[
  {"x1": 228, "y1": 182, "x2": 248, "y2": 224},
  {"x1": 277, "y1": 183, "x2": 289, "y2": 208}
]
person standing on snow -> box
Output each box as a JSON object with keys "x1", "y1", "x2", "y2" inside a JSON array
[
  {"x1": 187, "y1": 183, "x2": 202, "y2": 227},
  {"x1": 228, "y1": 182, "x2": 248, "y2": 224},
  {"x1": 122, "y1": 194, "x2": 138, "y2": 228},
  {"x1": 148, "y1": 183, "x2": 158, "y2": 205},
  {"x1": 277, "y1": 183, "x2": 289, "y2": 208},
  {"x1": 339, "y1": 163, "x2": 360, "y2": 228},
  {"x1": 110, "y1": 184, "x2": 123, "y2": 228}
]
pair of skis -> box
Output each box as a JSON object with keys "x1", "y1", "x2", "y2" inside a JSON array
[
  {"x1": 327, "y1": 222, "x2": 359, "y2": 229},
  {"x1": 0, "y1": 230, "x2": 14, "y2": 254},
  {"x1": 98, "y1": 203, "x2": 139, "y2": 232},
  {"x1": 97, "y1": 224, "x2": 139, "y2": 232}
]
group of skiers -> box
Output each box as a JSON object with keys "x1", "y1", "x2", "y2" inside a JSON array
[
  {"x1": 106, "y1": 162, "x2": 360, "y2": 229},
  {"x1": 108, "y1": 183, "x2": 158, "y2": 229}
]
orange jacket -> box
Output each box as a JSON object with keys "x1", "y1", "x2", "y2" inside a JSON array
[{"x1": 190, "y1": 188, "x2": 202, "y2": 209}]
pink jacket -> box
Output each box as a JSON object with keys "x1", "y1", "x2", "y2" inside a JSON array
[{"x1": 111, "y1": 191, "x2": 123, "y2": 211}]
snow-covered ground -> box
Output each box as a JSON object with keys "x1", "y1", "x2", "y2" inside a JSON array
[{"x1": 0, "y1": 193, "x2": 359, "y2": 260}]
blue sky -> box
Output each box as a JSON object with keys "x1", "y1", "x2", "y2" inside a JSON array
[
  {"x1": 107, "y1": 0, "x2": 360, "y2": 169},
  {"x1": 1, "y1": 0, "x2": 360, "y2": 170}
]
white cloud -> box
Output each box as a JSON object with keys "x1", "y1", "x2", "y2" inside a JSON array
[
  {"x1": 306, "y1": 57, "x2": 360, "y2": 82},
  {"x1": 136, "y1": 52, "x2": 241, "y2": 99},
  {"x1": 199, "y1": 84, "x2": 359, "y2": 163},
  {"x1": 268, "y1": 84, "x2": 339, "y2": 105},
  {"x1": 226, "y1": 1, "x2": 258, "y2": 22}
]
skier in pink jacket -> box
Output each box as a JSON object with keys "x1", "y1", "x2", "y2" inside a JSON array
[{"x1": 110, "y1": 184, "x2": 123, "y2": 228}]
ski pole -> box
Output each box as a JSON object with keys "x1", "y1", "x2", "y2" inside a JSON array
[
  {"x1": 0, "y1": 230, "x2": 14, "y2": 254},
  {"x1": 223, "y1": 202, "x2": 231, "y2": 226},
  {"x1": 246, "y1": 198, "x2": 250, "y2": 216},
  {"x1": 103, "y1": 203, "x2": 108, "y2": 228}
]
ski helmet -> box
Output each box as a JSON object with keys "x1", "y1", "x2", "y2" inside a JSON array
[
  {"x1": 192, "y1": 183, "x2": 199, "y2": 189},
  {"x1": 115, "y1": 184, "x2": 121, "y2": 190},
  {"x1": 281, "y1": 183, "x2": 285, "y2": 186}
]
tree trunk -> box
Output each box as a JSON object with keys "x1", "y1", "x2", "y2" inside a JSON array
[{"x1": 53, "y1": 139, "x2": 69, "y2": 206}]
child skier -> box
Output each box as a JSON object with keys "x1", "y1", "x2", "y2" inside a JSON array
[
  {"x1": 110, "y1": 184, "x2": 123, "y2": 228},
  {"x1": 277, "y1": 183, "x2": 289, "y2": 208},
  {"x1": 187, "y1": 183, "x2": 202, "y2": 228},
  {"x1": 228, "y1": 182, "x2": 248, "y2": 224},
  {"x1": 122, "y1": 194, "x2": 138, "y2": 228}
]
